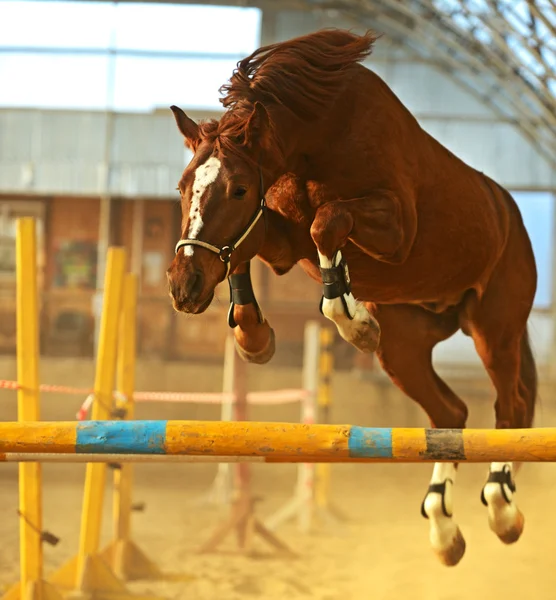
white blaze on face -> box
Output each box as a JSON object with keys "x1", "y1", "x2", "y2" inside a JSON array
[{"x1": 184, "y1": 156, "x2": 221, "y2": 256}]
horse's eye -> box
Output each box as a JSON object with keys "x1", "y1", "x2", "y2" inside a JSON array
[{"x1": 233, "y1": 186, "x2": 247, "y2": 198}]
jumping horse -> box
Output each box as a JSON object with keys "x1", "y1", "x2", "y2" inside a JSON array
[{"x1": 166, "y1": 29, "x2": 537, "y2": 566}]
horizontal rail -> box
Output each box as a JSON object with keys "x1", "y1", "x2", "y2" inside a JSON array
[
  {"x1": 0, "y1": 421, "x2": 555, "y2": 463},
  {"x1": 0, "y1": 453, "x2": 265, "y2": 464}
]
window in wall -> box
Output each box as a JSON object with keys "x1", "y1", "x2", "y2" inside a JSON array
[
  {"x1": 0, "y1": 200, "x2": 45, "y2": 352},
  {"x1": 0, "y1": 1, "x2": 114, "y2": 49},
  {"x1": 0, "y1": 1, "x2": 262, "y2": 111},
  {"x1": 512, "y1": 191, "x2": 554, "y2": 309},
  {"x1": 0, "y1": 200, "x2": 45, "y2": 286},
  {"x1": 113, "y1": 56, "x2": 240, "y2": 112},
  {"x1": 113, "y1": 3, "x2": 261, "y2": 55},
  {"x1": 0, "y1": 53, "x2": 110, "y2": 110}
]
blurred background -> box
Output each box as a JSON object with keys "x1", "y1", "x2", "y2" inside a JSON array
[
  {"x1": 0, "y1": 2, "x2": 555, "y2": 598},
  {"x1": 0, "y1": 0, "x2": 553, "y2": 376}
]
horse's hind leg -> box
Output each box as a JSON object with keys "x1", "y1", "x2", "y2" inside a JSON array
[
  {"x1": 465, "y1": 295, "x2": 536, "y2": 544},
  {"x1": 463, "y1": 222, "x2": 537, "y2": 545},
  {"x1": 373, "y1": 304, "x2": 469, "y2": 566},
  {"x1": 468, "y1": 316, "x2": 529, "y2": 544}
]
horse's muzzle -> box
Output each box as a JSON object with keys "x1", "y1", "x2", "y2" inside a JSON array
[{"x1": 167, "y1": 260, "x2": 213, "y2": 314}]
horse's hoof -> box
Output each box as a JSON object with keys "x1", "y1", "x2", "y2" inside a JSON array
[
  {"x1": 489, "y1": 507, "x2": 524, "y2": 545},
  {"x1": 434, "y1": 527, "x2": 466, "y2": 567},
  {"x1": 348, "y1": 317, "x2": 381, "y2": 354},
  {"x1": 234, "y1": 326, "x2": 275, "y2": 365}
]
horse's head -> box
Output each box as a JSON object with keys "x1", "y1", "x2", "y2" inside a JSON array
[{"x1": 167, "y1": 104, "x2": 272, "y2": 315}]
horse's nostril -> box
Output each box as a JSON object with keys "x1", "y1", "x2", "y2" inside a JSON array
[
  {"x1": 169, "y1": 266, "x2": 205, "y2": 305},
  {"x1": 186, "y1": 270, "x2": 204, "y2": 302}
]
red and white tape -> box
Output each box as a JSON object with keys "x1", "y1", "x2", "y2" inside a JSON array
[
  {"x1": 0, "y1": 378, "x2": 311, "y2": 421},
  {"x1": 132, "y1": 389, "x2": 309, "y2": 405},
  {"x1": 0, "y1": 379, "x2": 94, "y2": 395},
  {"x1": 0, "y1": 380, "x2": 19, "y2": 390},
  {"x1": 133, "y1": 391, "x2": 235, "y2": 404},
  {"x1": 76, "y1": 394, "x2": 94, "y2": 421},
  {"x1": 76, "y1": 388, "x2": 310, "y2": 420}
]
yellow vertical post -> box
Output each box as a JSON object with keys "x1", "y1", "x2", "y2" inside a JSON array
[
  {"x1": 49, "y1": 250, "x2": 162, "y2": 599},
  {"x1": 16, "y1": 218, "x2": 41, "y2": 596},
  {"x1": 76, "y1": 247, "x2": 126, "y2": 580},
  {"x1": 101, "y1": 274, "x2": 165, "y2": 581},
  {"x1": 315, "y1": 327, "x2": 334, "y2": 510},
  {"x1": 114, "y1": 273, "x2": 138, "y2": 545},
  {"x1": 317, "y1": 328, "x2": 334, "y2": 417},
  {"x1": 1, "y1": 218, "x2": 64, "y2": 600}
]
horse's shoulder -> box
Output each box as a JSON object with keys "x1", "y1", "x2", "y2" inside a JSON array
[{"x1": 267, "y1": 173, "x2": 312, "y2": 223}]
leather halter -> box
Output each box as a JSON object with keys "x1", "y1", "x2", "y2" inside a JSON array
[{"x1": 174, "y1": 169, "x2": 266, "y2": 278}]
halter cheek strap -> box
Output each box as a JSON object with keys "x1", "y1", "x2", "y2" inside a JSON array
[
  {"x1": 174, "y1": 169, "x2": 266, "y2": 278},
  {"x1": 174, "y1": 198, "x2": 265, "y2": 278}
]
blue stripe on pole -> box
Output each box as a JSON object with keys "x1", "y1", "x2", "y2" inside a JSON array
[
  {"x1": 348, "y1": 426, "x2": 393, "y2": 458},
  {"x1": 76, "y1": 421, "x2": 167, "y2": 454}
]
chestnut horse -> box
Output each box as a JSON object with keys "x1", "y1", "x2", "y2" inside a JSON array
[{"x1": 166, "y1": 29, "x2": 537, "y2": 566}]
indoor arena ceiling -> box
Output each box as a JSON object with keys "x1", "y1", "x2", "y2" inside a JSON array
[
  {"x1": 311, "y1": 0, "x2": 556, "y2": 168},
  {"x1": 75, "y1": 0, "x2": 556, "y2": 167}
]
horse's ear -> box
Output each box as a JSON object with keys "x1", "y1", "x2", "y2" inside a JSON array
[
  {"x1": 245, "y1": 102, "x2": 272, "y2": 150},
  {"x1": 170, "y1": 105, "x2": 200, "y2": 151}
]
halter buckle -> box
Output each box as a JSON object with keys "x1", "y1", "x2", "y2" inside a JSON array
[{"x1": 219, "y1": 246, "x2": 233, "y2": 263}]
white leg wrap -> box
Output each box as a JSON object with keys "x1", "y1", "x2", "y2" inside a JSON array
[
  {"x1": 422, "y1": 463, "x2": 466, "y2": 566},
  {"x1": 482, "y1": 462, "x2": 524, "y2": 544},
  {"x1": 318, "y1": 250, "x2": 378, "y2": 352}
]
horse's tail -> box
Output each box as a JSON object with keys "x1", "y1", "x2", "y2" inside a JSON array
[{"x1": 520, "y1": 325, "x2": 538, "y2": 426}]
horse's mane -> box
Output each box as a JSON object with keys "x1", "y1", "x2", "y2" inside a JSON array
[{"x1": 199, "y1": 29, "x2": 377, "y2": 165}]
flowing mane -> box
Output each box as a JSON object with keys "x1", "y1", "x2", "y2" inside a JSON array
[
  {"x1": 198, "y1": 29, "x2": 377, "y2": 164},
  {"x1": 220, "y1": 28, "x2": 376, "y2": 119}
]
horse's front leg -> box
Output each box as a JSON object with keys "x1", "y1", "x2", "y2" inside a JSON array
[
  {"x1": 310, "y1": 204, "x2": 381, "y2": 353},
  {"x1": 228, "y1": 261, "x2": 275, "y2": 364}
]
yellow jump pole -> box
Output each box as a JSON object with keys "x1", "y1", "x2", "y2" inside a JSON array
[
  {"x1": 264, "y1": 321, "x2": 320, "y2": 534},
  {"x1": 16, "y1": 218, "x2": 43, "y2": 595},
  {"x1": 315, "y1": 327, "x2": 349, "y2": 525},
  {"x1": 315, "y1": 327, "x2": 333, "y2": 509},
  {"x1": 1, "y1": 218, "x2": 64, "y2": 600},
  {"x1": 49, "y1": 248, "x2": 158, "y2": 600},
  {"x1": 102, "y1": 273, "x2": 166, "y2": 581},
  {"x1": 76, "y1": 246, "x2": 126, "y2": 582},
  {"x1": 115, "y1": 273, "x2": 139, "y2": 552}
]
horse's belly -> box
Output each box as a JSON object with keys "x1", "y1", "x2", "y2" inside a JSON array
[
  {"x1": 297, "y1": 183, "x2": 506, "y2": 306},
  {"x1": 355, "y1": 251, "x2": 492, "y2": 305},
  {"x1": 298, "y1": 236, "x2": 494, "y2": 307}
]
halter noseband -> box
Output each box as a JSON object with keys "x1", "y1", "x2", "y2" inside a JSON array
[{"x1": 174, "y1": 169, "x2": 266, "y2": 278}]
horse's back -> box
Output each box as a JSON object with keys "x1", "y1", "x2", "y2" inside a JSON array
[{"x1": 312, "y1": 64, "x2": 529, "y2": 306}]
